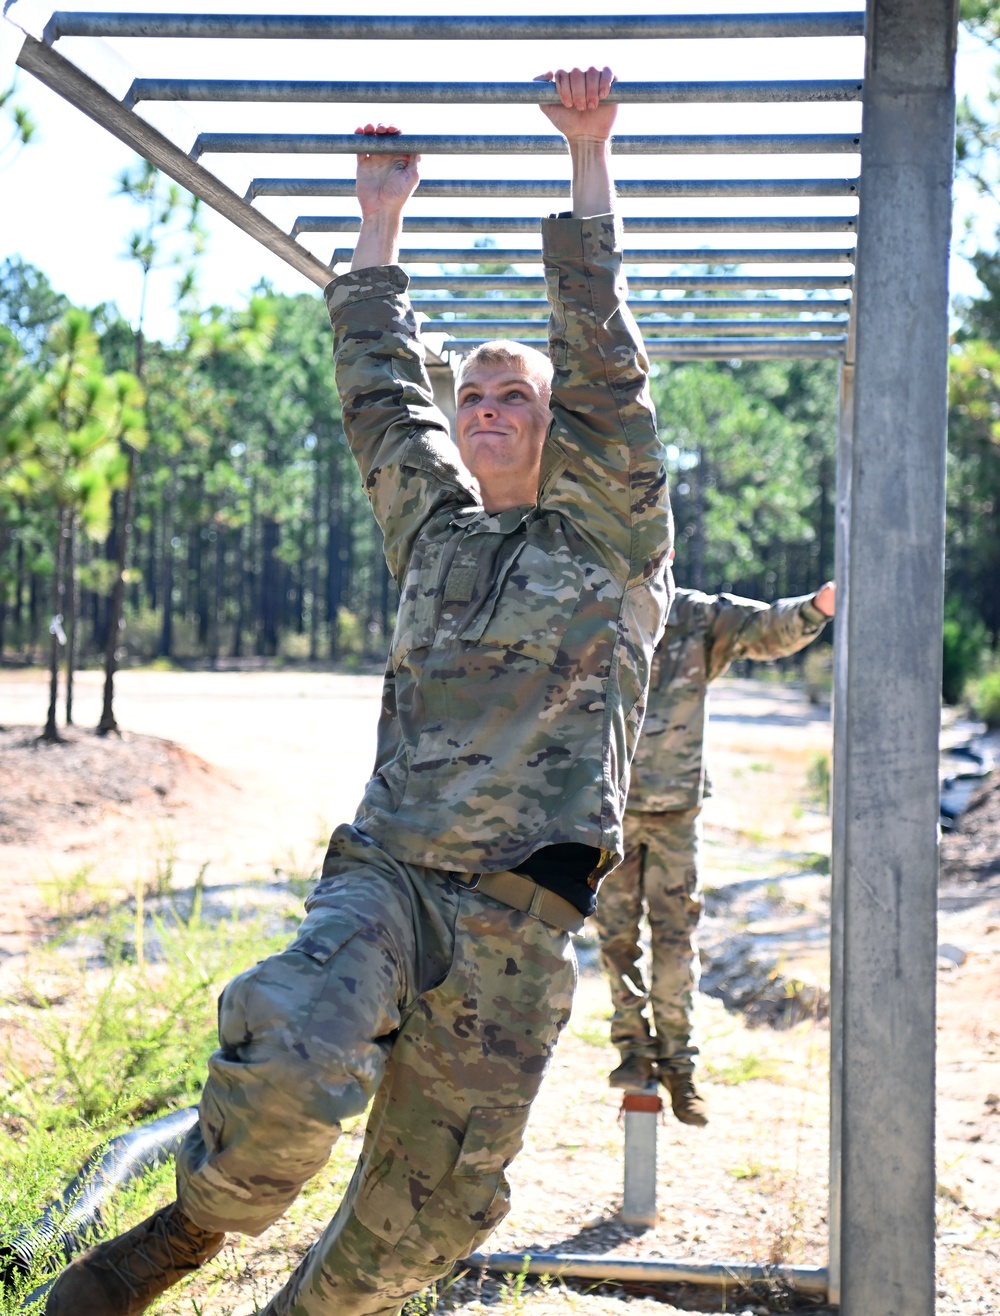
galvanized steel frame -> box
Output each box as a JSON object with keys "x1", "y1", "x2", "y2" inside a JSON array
[{"x1": 6, "y1": 5, "x2": 957, "y2": 1312}]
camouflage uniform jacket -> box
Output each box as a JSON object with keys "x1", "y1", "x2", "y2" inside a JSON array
[
  {"x1": 324, "y1": 215, "x2": 672, "y2": 887},
  {"x1": 627, "y1": 589, "x2": 828, "y2": 813}
]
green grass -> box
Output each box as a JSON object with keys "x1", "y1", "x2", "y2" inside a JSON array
[
  {"x1": 706, "y1": 1053, "x2": 782, "y2": 1085},
  {"x1": 0, "y1": 865, "x2": 298, "y2": 1312}
]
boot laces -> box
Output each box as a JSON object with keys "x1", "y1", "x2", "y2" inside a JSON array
[{"x1": 104, "y1": 1209, "x2": 208, "y2": 1296}]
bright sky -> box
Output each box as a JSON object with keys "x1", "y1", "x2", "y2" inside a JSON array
[{"x1": 0, "y1": 0, "x2": 994, "y2": 341}]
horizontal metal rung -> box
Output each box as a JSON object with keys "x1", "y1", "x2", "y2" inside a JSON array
[
  {"x1": 294, "y1": 215, "x2": 857, "y2": 236},
  {"x1": 46, "y1": 13, "x2": 867, "y2": 42},
  {"x1": 125, "y1": 78, "x2": 864, "y2": 107},
  {"x1": 439, "y1": 337, "x2": 847, "y2": 358},
  {"x1": 423, "y1": 318, "x2": 848, "y2": 335},
  {"x1": 248, "y1": 177, "x2": 862, "y2": 201},
  {"x1": 333, "y1": 246, "x2": 855, "y2": 266},
  {"x1": 407, "y1": 274, "x2": 853, "y2": 291},
  {"x1": 411, "y1": 297, "x2": 852, "y2": 313},
  {"x1": 196, "y1": 132, "x2": 862, "y2": 159}
]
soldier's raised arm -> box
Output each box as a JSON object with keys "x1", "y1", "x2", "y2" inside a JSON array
[
  {"x1": 323, "y1": 123, "x2": 476, "y2": 581},
  {"x1": 705, "y1": 583, "x2": 836, "y2": 681},
  {"x1": 534, "y1": 67, "x2": 670, "y2": 589}
]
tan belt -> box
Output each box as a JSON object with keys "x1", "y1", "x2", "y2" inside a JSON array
[{"x1": 455, "y1": 869, "x2": 584, "y2": 934}]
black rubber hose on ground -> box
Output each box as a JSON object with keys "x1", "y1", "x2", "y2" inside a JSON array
[{"x1": 0, "y1": 1106, "x2": 198, "y2": 1291}]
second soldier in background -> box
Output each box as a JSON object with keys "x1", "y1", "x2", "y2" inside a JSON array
[{"x1": 596, "y1": 581, "x2": 835, "y2": 1124}]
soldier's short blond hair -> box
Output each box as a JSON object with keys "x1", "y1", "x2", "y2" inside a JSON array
[{"x1": 456, "y1": 340, "x2": 553, "y2": 401}]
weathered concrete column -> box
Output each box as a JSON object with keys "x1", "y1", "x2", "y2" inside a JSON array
[
  {"x1": 838, "y1": 2, "x2": 957, "y2": 1313},
  {"x1": 828, "y1": 344, "x2": 854, "y2": 1308}
]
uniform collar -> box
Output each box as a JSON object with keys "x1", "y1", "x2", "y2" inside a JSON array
[{"x1": 449, "y1": 504, "x2": 534, "y2": 534}]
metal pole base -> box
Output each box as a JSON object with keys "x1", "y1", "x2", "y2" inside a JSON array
[{"x1": 621, "y1": 1086, "x2": 661, "y2": 1228}]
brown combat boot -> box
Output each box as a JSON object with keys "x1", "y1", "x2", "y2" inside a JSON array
[
  {"x1": 44, "y1": 1200, "x2": 225, "y2": 1315},
  {"x1": 608, "y1": 1054, "x2": 656, "y2": 1089},
  {"x1": 661, "y1": 1071, "x2": 708, "y2": 1127}
]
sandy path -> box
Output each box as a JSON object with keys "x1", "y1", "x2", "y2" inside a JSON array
[{"x1": 3, "y1": 667, "x2": 998, "y2": 1314}]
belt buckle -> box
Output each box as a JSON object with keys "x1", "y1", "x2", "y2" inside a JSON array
[{"x1": 453, "y1": 872, "x2": 483, "y2": 891}]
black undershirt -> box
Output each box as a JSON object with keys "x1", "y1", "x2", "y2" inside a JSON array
[{"x1": 513, "y1": 843, "x2": 600, "y2": 918}]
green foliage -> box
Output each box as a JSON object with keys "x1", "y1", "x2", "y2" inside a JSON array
[
  {"x1": 942, "y1": 599, "x2": 989, "y2": 704},
  {"x1": 706, "y1": 1053, "x2": 781, "y2": 1085},
  {"x1": 0, "y1": 259, "x2": 68, "y2": 362},
  {"x1": 0, "y1": 864, "x2": 295, "y2": 1306},
  {"x1": 0, "y1": 81, "x2": 36, "y2": 175},
  {"x1": 803, "y1": 644, "x2": 833, "y2": 705},
  {"x1": 805, "y1": 752, "x2": 831, "y2": 811},
  {"x1": 651, "y1": 355, "x2": 836, "y2": 599},
  {"x1": 969, "y1": 657, "x2": 1000, "y2": 726}
]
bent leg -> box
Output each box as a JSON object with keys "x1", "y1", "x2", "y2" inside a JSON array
[
  {"x1": 176, "y1": 862, "x2": 425, "y2": 1236},
  {"x1": 643, "y1": 807, "x2": 703, "y2": 1072},
  {"x1": 261, "y1": 886, "x2": 577, "y2": 1316},
  {"x1": 593, "y1": 823, "x2": 654, "y2": 1059}
]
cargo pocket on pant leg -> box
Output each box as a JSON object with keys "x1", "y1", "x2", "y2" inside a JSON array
[{"x1": 383, "y1": 1104, "x2": 531, "y2": 1269}]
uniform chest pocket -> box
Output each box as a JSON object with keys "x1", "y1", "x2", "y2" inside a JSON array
[
  {"x1": 391, "y1": 540, "x2": 447, "y2": 670},
  {"x1": 458, "y1": 541, "x2": 585, "y2": 667}
]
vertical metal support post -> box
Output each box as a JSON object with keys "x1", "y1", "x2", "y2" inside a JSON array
[
  {"x1": 828, "y1": 337, "x2": 854, "y2": 1309},
  {"x1": 426, "y1": 360, "x2": 458, "y2": 438},
  {"x1": 621, "y1": 1090, "x2": 661, "y2": 1228},
  {"x1": 839, "y1": 3, "x2": 957, "y2": 1313}
]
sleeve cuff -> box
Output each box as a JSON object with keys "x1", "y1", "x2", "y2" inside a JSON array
[
  {"x1": 801, "y1": 600, "x2": 829, "y2": 626},
  {"x1": 541, "y1": 212, "x2": 622, "y2": 261},
  {"x1": 323, "y1": 265, "x2": 410, "y2": 318}
]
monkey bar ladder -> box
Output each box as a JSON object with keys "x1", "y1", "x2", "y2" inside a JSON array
[{"x1": 4, "y1": 4, "x2": 957, "y2": 1312}]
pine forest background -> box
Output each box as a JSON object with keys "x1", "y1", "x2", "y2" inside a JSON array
[{"x1": 5, "y1": 3, "x2": 1000, "y2": 730}]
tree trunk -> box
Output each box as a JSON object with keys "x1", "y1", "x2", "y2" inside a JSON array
[
  {"x1": 260, "y1": 516, "x2": 280, "y2": 657},
  {"x1": 691, "y1": 447, "x2": 706, "y2": 593},
  {"x1": 209, "y1": 522, "x2": 224, "y2": 667},
  {"x1": 14, "y1": 531, "x2": 24, "y2": 635},
  {"x1": 157, "y1": 462, "x2": 176, "y2": 659},
  {"x1": 64, "y1": 512, "x2": 78, "y2": 726},
  {"x1": 99, "y1": 322, "x2": 145, "y2": 736},
  {"x1": 98, "y1": 441, "x2": 138, "y2": 735},
  {"x1": 43, "y1": 506, "x2": 67, "y2": 742},
  {"x1": 29, "y1": 570, "x2": 40, "y2": 654},
  {"x1": 326, "y1": 452, "x2": 344, "y2": 660},
  {"x1": 309, "y1": 456, "x2": 322, "y2": 662}
]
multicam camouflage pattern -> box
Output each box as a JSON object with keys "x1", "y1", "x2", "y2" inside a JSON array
[
  {"x1": 178, "y1": 826, "x2": 576, "y2": 1315},
  {"x1": 594, "y1": 807, "x2": 702, "y2": 1069},
  {"x1": 629, "y1": 589, "x2": 829, "y2": 812},
  {"x1": 595, "y1": 589, "x2": 830, "y2": 1064},
  {"x1": 324, "y1": 215, "x2": 672, "y2": 888}
]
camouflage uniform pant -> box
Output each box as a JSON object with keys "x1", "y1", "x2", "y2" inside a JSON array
[
  {"x1": 175, "y1": 824, "x2": 577, "y2": 1315},
  {"x1": 593, "y1": 808, "x2": 702, "y2": 1073}
]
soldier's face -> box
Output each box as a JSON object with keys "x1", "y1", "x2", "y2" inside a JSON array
[{"x1": 455, "y1": 364, "x2": 551, "y2": 512}]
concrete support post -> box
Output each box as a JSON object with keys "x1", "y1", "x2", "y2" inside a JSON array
[
  {"x1": 838, "y1": 3, "x2": 957, "y2": 1314},
  {"x1": 828, "y1": 347, "x2": 854, "y2": 1309}
]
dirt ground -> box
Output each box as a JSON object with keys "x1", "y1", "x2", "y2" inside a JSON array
[{"x1": 1, "y1": 667, "x2": 998, "y2": 1315}]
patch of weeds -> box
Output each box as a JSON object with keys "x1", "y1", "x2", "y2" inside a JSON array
[
  {"x1": 749, "y1": 760, "x2": 774, "y2": 774},
  {"x1": 706, "y1": 1053, "x2": 782, "y2": 1085},
  {"x1": 805, "y1": 751, "x2": 831, "y2": 810},
  {"x1": 569, "y1": 1023, "x2": 612, "y2": 1048},
  {"x1": 0, "y1": 863, "x2": 294, "y2": 1300},
  {"x1": 272, "y1": 838, "x2": 327, "y2": 901},
  {"x1": 728, "y1": 1159, "x2": 765, "y2": 1181},
  {"x1": 498, "y1": 1257, "x2": 545, "y2": 1313},
  {"x1": 800, "y1": 851, "x2": 830, "y2": 874},
  {"x1": 38, "y1": 864, "x2": 97, "y2": 926},
  {"x1": 740, "y1": 825, "x2": 770, "y2": 846},
  {"x1": 152, "y1": 836, "x2": 178, "y2": 898}
]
